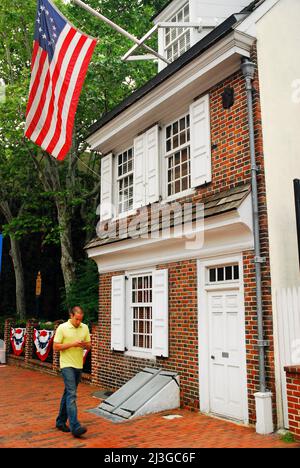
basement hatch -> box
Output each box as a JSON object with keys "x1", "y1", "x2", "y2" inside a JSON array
[{"x1": 89, "y1": 368, "x2": 180, "y2": 422}]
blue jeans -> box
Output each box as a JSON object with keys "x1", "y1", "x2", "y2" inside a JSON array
[{"x1": 56, "y1": 367, "x2": 82, "y2": 432}]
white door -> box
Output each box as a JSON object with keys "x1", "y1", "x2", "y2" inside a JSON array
[{"x1": 208, "y1": 289, "x2": 245, "y2": 421}]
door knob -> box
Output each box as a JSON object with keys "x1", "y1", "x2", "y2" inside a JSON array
[{"x1": 211, "y1": 355, "x2": 215, "y2": 360}]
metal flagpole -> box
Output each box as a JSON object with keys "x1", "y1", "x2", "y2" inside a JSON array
[{"x1": 72, "y1": 0, "x2": 170, "y2": 64}]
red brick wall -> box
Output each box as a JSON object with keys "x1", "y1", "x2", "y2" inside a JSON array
[
  {"x1": 93, "y1": 47, "x2": 276, "y2": 423},
  {"x1": 284, "y1": 366, "x2": 300, "y2": 440},
  {"x1": 243, "y1": 250, "x2": 276, "y2": 425},
  {"x1": 93, "y1": 261, "x2": 198, "y2": 409}
]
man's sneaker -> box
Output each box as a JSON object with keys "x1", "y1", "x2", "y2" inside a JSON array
[
  {"x1": 72, "y1": 426, "x2": 87, "y2": 438},
  {"x1": 56, "y1": 423, "x2": 70, "y2": 433}
]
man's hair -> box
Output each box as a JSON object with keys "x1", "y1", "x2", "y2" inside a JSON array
[{"x1": 69, "y1": 306, "x2": 84, "y2": 316}]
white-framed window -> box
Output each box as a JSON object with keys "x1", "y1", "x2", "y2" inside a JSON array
[
  {"x1": 165, "y1": 113, "x2": 191, "y2": 197},
  {"x1": 111, "y1": 269, "x2": 169, "y2": 358},
  {"x1": 116, "y1": 147, "x2": 134, "y2": 214},
  {"x1": 165, "y1": 2, "x2": 191, "y2": 62},
  {"x1": 130, "y1": 274, "x2": 153, "y2": 351},
  {"x1": 208, "y1": 264, "x2": 240, "y2": 284}
]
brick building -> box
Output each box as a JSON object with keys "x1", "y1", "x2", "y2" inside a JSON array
[{"x1": 85, "y1": 0, "x2": 300, "y2": 434}]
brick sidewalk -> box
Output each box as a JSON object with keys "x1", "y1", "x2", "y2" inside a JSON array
[{"x1": 0, "y1": 365, "x2": 299, "y2": 448}]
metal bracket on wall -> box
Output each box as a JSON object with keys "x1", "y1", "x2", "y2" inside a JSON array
[
  {"x1": 257, "y1": 340, "x2": 270, "y2": 348},
  {"x1": 254, "y1": 256, "x2": 266, "y2": 264}
]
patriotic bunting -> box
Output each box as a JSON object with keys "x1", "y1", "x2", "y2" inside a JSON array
[
  {"x1": 10, "y1": 328, "x2": 27, "y2": 356},
  {"x1": 33, "y1": 329, "x2": 54, "y2": 361}
]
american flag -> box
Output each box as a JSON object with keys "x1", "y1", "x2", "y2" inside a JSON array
[{"x1": 25, "y1": 0, "x2": 97, "y2": 161}]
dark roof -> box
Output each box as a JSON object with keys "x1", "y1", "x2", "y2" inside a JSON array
[
  {"x1": 85, "y1": 183, "x2": 251, "y2": 251},
  {"x1": 151, "y1": 0, "x2": 262, "y2": 21},
  {"x1": 87, "y1": 0, "x2": 262, "y2": 139}
]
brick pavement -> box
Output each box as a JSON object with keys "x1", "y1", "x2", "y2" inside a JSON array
[{"x1": 0, "y1": 365, "x2": 299, "y2": 449}]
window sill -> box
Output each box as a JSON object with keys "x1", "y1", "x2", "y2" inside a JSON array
[
  {"x1": 114, "y1": 209, "x2": 138, "y2": 221},
  {"x1": 125, "y1": 350, "x2": 156, "y2": 361},
  {"x1": 161, "y1": 188, "x2": 196, "y2": 204}
]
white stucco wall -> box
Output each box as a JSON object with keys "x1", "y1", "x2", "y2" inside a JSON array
[
  {"x1": 256, "y1": 0, "x2": 300, "y2": 290},
  {"x1": 256, "y1": 0, "x2": 300, "y2": 428}
]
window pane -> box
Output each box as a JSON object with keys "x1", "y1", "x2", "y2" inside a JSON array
[
  {"x1": 209, "y1": 268, "x2": 216, "y2": 282},
  {"x1": 225, "y1": 266, "x2": 233, "y2": 280},
  {"x1": 174, "y1": 151, "x2": 181, "y2": 165},
  {"x1": 181, "y1": 148, "x2": 188, "y2": 162},
  {"x1": 182, "y1": 176, "x2": 189, "y2": 191},
  {"x1": 217, "y1": 268, "x2": 224, "y2": 281},
  {"x1": 180, "y1": 132, "x2": 186, "y2": 145},
  {"x1": 182, "y1": 162, "x2": 188, "y2": 177},
  {"x1": 234, "y1": 265, "x2": 239, "y2": 280}
]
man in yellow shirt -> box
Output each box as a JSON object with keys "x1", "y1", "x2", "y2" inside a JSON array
[{"x1": 53, "y1": 306, "x2": 91, "y2": 437}]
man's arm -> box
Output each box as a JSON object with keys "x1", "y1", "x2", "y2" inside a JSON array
[
  {"x1": 82, "y1": 341, "x2": 92, "y2": 351},
  {"x1": 53, "y1": 341, "x2": 86, "y2": 352}
]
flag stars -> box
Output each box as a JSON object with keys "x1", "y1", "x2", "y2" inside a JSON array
[
  {"x1": 36, "y1": 18, "x2": 40, "y2": 24},
  {"x1": 42, "y1": 34, "x2": 47, "y2": 39},
  {"x1": 46, "y1": 10, "x2": 49, "y2": 15},
  {"x1": 40, "y1": 5, "x2": 45, "y2": 11}
]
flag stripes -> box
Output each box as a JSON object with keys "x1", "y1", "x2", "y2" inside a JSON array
[{"x1": 25, "y1": 0, "x2": 97, "y2": 161}]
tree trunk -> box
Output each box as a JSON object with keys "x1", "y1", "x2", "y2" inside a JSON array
[
  {"x1": 9, "y1": 236, "x2": 26, "y2": 320},
  {"x1": 57, "y1": 203, "x2": 76, "y2": 291},
  {"x1": 0, "y1": 201, "x2": 26, "y2": 320}
]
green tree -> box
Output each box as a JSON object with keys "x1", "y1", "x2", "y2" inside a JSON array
[
  {"x1": 0, "y1": 0, "x2": 39, "y2": 318},
  {"x1": 0, "y1": 0, "x2": 167, "y2": 311},
  {"x1": 62, "y1": 258, "x2": 98, "y2": 322}
]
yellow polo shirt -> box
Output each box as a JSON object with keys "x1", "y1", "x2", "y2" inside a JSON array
[{"x1": 54, "y1": 320, "x2": 91, "y2": 369}]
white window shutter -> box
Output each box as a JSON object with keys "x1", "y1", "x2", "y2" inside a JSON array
[
  {"x1": 111, "y1": 275, "x2": 126, "y2": 351},
  {"x1": 100, "y1": 153, "x2": 113, "y2": 221},
  {"x1": 145, "y1": 125, "x2": 160, "y2": 204},
  {"x1": 152, "y1": 269, "x2": 169, "y2": 357},
  {"x1": 133, "y1": 135, "x2": 146, "y2": 209},
  {"x1": 190, "y1": 94, "x2": 211, "y2": 188}
]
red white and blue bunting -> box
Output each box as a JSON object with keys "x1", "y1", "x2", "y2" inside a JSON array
[
  {"x1": 10, "y1": 328, "x2": 27, "y2": 356},
  {"x1": 33, "y1": 329, "x2": 54, "y2": 362}
]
